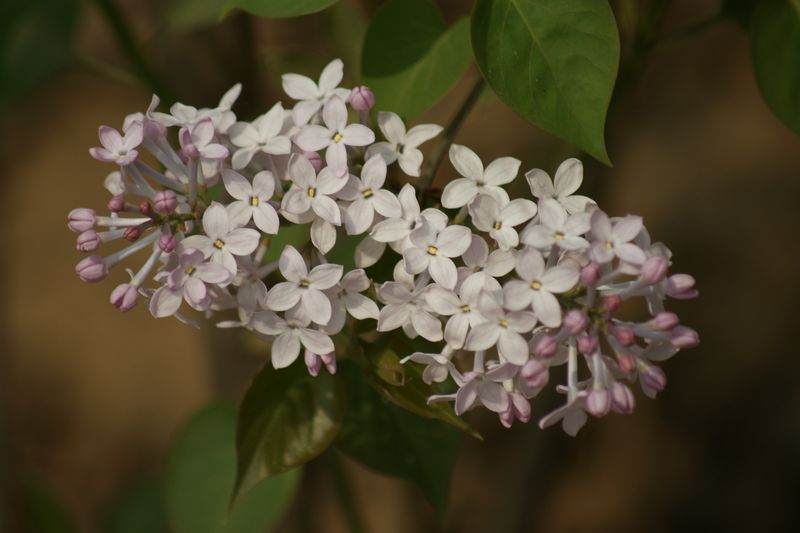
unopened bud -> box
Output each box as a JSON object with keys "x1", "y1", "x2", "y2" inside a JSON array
[
  {"x1": 666, "y1": 274, "x2": 698, "y2": 299},
  {"x1": 613, "y1": 326, "x2": 635, "y2": 346},
  {"x1": 617, "y1": 352, "x2": 637, "y2": 374},
  {"x1": 153, "y1": 190, "x2": 178, "y2": 214},
  {"x1": 68, "y1": 208, "x2": 96, "y2": 233},
  {"x1": 75, "y1": 256, "x2": 108, "y2": 283},
  {"x1": 110, "y1": 283, "x2": 139, "y2": 312},
  {"x1": 603, "y1": 294, "x2": 621, "y2": 314},
  {"x1": 76, "y1": 230, "x2": 101, "y2": 252},
  {"x1": 641, "y1": 363, "x2": 667, "y2": 391},
  {"x1": 304, "y1": 151, "x2": 323, "y2": 173},
  {"x1": 107, "y1": 196, "x2": 125, "y2": 212},
  {"x1": 533, "y1": 335, "x2": 557, "y2": 358},
  {"x1": 670, "y1": 325, "x2": 699, "y2": 348},
  {"x1": 586, "y1": 388, "x2": 611, "y2": 417},
  {"x1": 124, "y1": 226, "x2": 142, "y2": 242},
  {"x1": 580, "y1": 262, "x2": 602, "y2": 285},
  {"x1": 138, "y1": 201, "x2": 153, "y2": 216},
  {"x1": 348, "y1": 86, "x2": 375, "y2": 113},
  {"x1": 158, "y1": 233, "x2": 177, "y2": 253},
  {"x1": 521, "y1": 359, "x2": 549, "y2": 389},
  {"x1": 640, "y1": 255, "x2": 668, "y2": 284},
  {"x1": 611, "y1": 382, "x2": 635, "y2": 414},
  {"x1": 563, "y1": 310, "x2": 588, "y2": 335},
  {"x1": 651, "y1": 311, "x2": 679, "y2": 331},
  {"x1": 577, "y1": 334, "x2": 598, "y2": 355}
]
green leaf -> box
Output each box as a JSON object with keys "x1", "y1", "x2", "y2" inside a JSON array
[
  {"x1": 166, "y1": 404, "x2": 301, "y2": 533},
  {"x1": 103, "y1": 478, "x2": 169, "y2": 533},
  {"x1": 0, "y1": 0, "x2": 80, "y2": 104},
  {"x1": 336, "y1": 362, "x2": 462, "y2": 518},
  {"x1": 223, "y1": 0, "x2": 339, "y2": 18},
  {"x1": 751, "y1": 0, "x2": 800, "y2": 135},
  {"x1": 359, "y1": 343, "x2": 478, "y2": 437},
  {"x1": 20, "y1": 481, "x2": 79, "y2": 533},
  {"x1": 234, "y1": 363, "x2": 344, "y2": 500},
  {"x1": 263, "y1": 223, "x2": 310, "y2": 263},
  {"x1": 471, "y1": 0, "x2": 620, "y2": 164},
  {"x1": 165, "y1": 0, "x2": 228, "y2": 31},
  {"x1": 362, "y1": 0, "x2": 472, "y2": 119}
]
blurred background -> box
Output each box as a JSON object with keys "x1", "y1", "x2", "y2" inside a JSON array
[{"x1": 2, "y1": 0, "x2": 799, "y2": 531}]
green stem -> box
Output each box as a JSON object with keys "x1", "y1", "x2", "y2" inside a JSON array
[
  {"x1": 92, "y1": 0, "x2": 174, "y2": 101},
  {"x1": 327, "y1": 453, "x2": 366, "y2": 533},
  {"x1": 418, "y1": 75, "x2": 486, "y2": 202}
]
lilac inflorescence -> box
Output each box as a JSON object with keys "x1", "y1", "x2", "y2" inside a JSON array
[{"x1": 68, "y1": 59, "x2": 699, "y2": 435}]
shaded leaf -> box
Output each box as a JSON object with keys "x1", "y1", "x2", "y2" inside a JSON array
[
  {"x1": 471, "y1": 0, "x2": 620, "y2": 164},
  {"x1": 362, "y1": 0, "x2": 472, "y2": 118},
  {"x1": 165, "y1": 0, "x2": 228, "y2": 31},
  {"x1": 336, "y1": 361, "x2": 462, "y2": 518},
  {"x1": 751, "y1": 0, "x2": 800, "y2": 135},
  {"x1": 234, "y1": 363, "x2": 344, "y2": 500},
  {"x1": 263, "y1": 223, "x2": 310, "y2": 263},
  {"x1": 0, "y1": 0, "x2": 80, "y2": 104},
  {"x1": 103, "y1": 478, "x2": 169, "y2": 533},
  {"x1": 166, "y1": 404, "x2": 301, "y2": 533},
  {"x1": 20, "y1": 481, "x2": 79, "y2": 533},
  {"x1": 223, "y1": 0, "x2": 339, "y2": 18}
]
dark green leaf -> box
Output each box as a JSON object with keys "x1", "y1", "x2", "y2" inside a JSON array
[
  {"x1": 234, "y1": 363, "x2": 344, "y2": 500},
  {"x1": 166, "y1": 0, "x2": 228, "y2": 31},
  {"x1": 471, "y1": 0, "x2": 620, "y2": 164},
  {"x1": 0, "y1": 0, "x2": 80, "y2": 104},
  {"x1": 166, "y1": 404, "x2": 301, "y2": 533},
  {"x1": 750, "y1": 0, "x2": 800, "y2": 135},
  {"x1": 103, "y1": 478, "x2": 169, "y2": 533},
  {"x1": 336, "y1": 362, "x2": 462, "y2": 518},
  {"x1": 20, "y1": 481, "x2": 79, "y2": 533},
  {"x1": 223, "y1": 0, "x2": 339, "y2": 18},
  {"x1": 362, "y1": 0, "x2": 472, "y2": 118},
  {"x1": 263, "y1": 223, "x2": 310, "y2": 263}
]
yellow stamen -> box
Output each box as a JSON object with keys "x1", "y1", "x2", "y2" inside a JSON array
[
  {"x1": 473, "y1": 266, "x2": 482, "y2": 273},
  {"x1": 493, "y1": 221, "x2": 502, "y2": 230},
  {"x1": 307, "y1": 187, "x2": 317, "y2": 198},
  {"x1": 333, "y1": 133, "x2": 343, "y2": 143},
  {"x1": 531, "y1": 281, "x2": 542, "y2": 290},
  {"x1": 362, "y1": 188, "x2": 374, "y2": 198},
  {"x1": 461, "y1": 304, "x2": 471, "y2": 313},
  {"x1": 213, "y1": 239, "x2": 225, "y2": 249},
  {"x1": 554, "y1": 232, "x2": 564, "y2": 241},
  {"x1": 604, "y1": 240, "x2": 613, "y2": 249},
  {"x1": 426, "y1": 245, "x2": 438, "y2": 255},
  {"x1": 185, "y1": 266, "x2": 195, "y2": 275},
  {"x1": 251, "y1": 197, "x2": 260, "y2": 206},
  {"x1": 499, "y1": 319, "x2": 509, "y2": 328},
  {"x1": 300, "y1": 279, "x2": 310, "y2": 287}
]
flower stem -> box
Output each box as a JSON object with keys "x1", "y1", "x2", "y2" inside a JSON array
[
  {"x1": 92, "y1": 0, "x2": 174, "y2": 101},
  {"x1": 418, "y1": 75, "x2": 486, "y2": 201}
]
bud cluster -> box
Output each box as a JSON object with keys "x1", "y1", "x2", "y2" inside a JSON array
[{"x1": 68, "y1": 59, "x2": 699, "y2": 435}]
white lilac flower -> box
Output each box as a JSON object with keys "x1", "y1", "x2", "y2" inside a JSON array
[
  {"x1": 503, "y1": 248, "x2": 579, "y2": 327},
  {"x1": 294, "y1": 96, "x2": 375, "y2": 177},
  {"x1": 458, "y1": 235, "x2": 516, "y2": 298},
  {"x1": 181, "y1": 202, "x2": 261, "y2": 274},
  {"x1": 252, "y1": 308, "x2": 334, "y2": 369},
  {"x1": 265, "y1": 245, "x2": 343, "y2": 326},
  {"x1": 282, "y1": 58, "x2": 350, "y2": 126},
  {"x1": 589, "y1": 211, "x2": 647, "y2": 265},
  {"x1": 521, "y1": 197, "x2": 591, "y2": 251},
  {"x1": 365, "y1": 112, "x2": 442, "y2": 177},
  {"x1": 322, "y1": 269, "x2": 380, "y2": 335},
  {"x1": 468, "y1": 193, "x2": 537, "y2": 250},
  {"x1": 376, "y1": 263, "x2": 442, "y2": 342},
  {"x1": 370, "y1": 183, "x2": 448, "y2": 250},
  {"x1": 178, "y1": 118, "x2": 229, "y2": 178},
  {"x1": 441, "y1": 144, "x2": 520, "y2": 209},
  {"x1": 89, "y1": 122, "x2": 143, "y2": 166},
  {"x1": 340, "y1": 155, "x2": 402, "y2": 234},
  {"x1": 228, "y1": 102, "x2": 292, "y2": 169},
  {"x1": 151, "y1": 83, "x2": 241, "y2": 132},
  {"x1": 464, "y1": 292, "x2": 536, "y2": 365},
  {"x1": 222, "y1": 169, "x2": 280, "y2": 234},
  {"x1": 281, "y1": 154, "x2": 346, "y2": 226},
  {"x1": 150, "y1": 248, "x2": 232, "y2": 317},
  {"x1": 526, "y1": 158, "x2": 594, "y2": 214},
  {"x1": 538, "y1": 385, "x2": 589, "y2": 436},
  {"x1": 425, "y1": 285, "x2": 485, "y2": 349},
  {"x1": 430, "y1": 363, "x2": 517, "y2": 415},
  {"x1": 402, "y1": 222, "x2": 471, "y2": 290}
]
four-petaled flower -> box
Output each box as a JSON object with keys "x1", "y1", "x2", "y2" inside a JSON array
[
  {"x1": 282, "y1": 154, "x2": 347, "y2": 225},
  {"x1": 589, "y1": 211, "x2": 647, "y2": 265},
  {"x1": 282, "y1": 58, "x2": 351, "y2": 126},
  {"x1": 252, "y1": 307, "x2": 335, "y2": 369},
  {"x1": 403, "y1": 222, "x2": 471, "y2": 290},
  {"x1": 228, "y1": 102, "x2": 291, "y2": 169},
  {"x1": 469, "y1": 192, "x2": 537, "y2": 250},
  {"x1": 181, "y1": 202, "x2": 261, "y2": 274},
  {"x1": 366, "y1": 112, "x2": 442, "y2": 177},
  {"x1": 526, "y1": 158, "x2": 594, "y2": 214},
  {"x1": 150, "y1": 248, "x2": 232, "y2": 316},
  {"x1": 522, "y1": 198, "x2": 591, "y2": 251},
  {"x1": 464, "y1": 292, "x2": 536, "y2": 365},
  {"x1": 222, "y1": 169, "x2": 280, "y2": 234},
  {"x1": 89, "y1": 122, "x2": 143, "y2": 166},
  {"x1": 340, "y1": 155, "x2": 402, "y2": 234},
  {"x1": 441, "y1": 144, "x2": 520, "y2": 208}
]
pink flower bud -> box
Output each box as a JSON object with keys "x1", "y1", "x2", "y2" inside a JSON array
[
  {"x1": 563, "y1": 310, "x2": 588, "y2": 335},
  {"x1": 321, "y1": 352, "x2": 337, "y2": 375},
  {"x1": 110, "y1": 283, "x2": 139, "y2": 312},
  {"x1": 533, "y1": 335, "x2": 557, "y2": 358},
  {"x1": 500, "y1": 393, "x2": 530, "y2": 428},
  {"x1": 305, "y1": 350, "x2": 322, "y2": 377},
  {"x1": 107, "y1": 196, "x2": 125, "y2": 212},
  {"x1": 641, "y1": 363, "x2": 666, "y2": 391},
  {"x1": 68, "y1": 208, "x2": 96, "y2": 233},
  {"x1": 670, "y1": 325, "x2": 699, "y2": 348},
  {"x1": 521, "y1": 359, "x2": 549, "y2": 389},
  {"x1": 158, "y1": 233, "x2": 177, "y2": 253},
  {"x1": 124, "y1": 226, "x2": 142, "y2": 242},
  {"x1": 138, "y1": 201, "x2": 153, "y2": 216},
  {"x1": 603, "y1": 294, "x2": 621, "y2": 314},
  {"x1": 666, "y1": 274, "x2": 698, "y2": 299},
  {"x1": 580, "y1": 262, "x2": 602, "y2": 285},
  {"x1": 586, "y1": 388, "x2": 611, "y2": 417},
  {"x1": 348, "y1": 86, "x2": 375, "y2": 113},
  {"x1": 611, "y1": 382, "x2": 635, "y2": 414},
  {"x1": 304, "y1": 151, "x2": 323, "y2": 173},
  {"x1": 76, "y1": 230, "x2": 101, "y2": 252},
  {"x1": 75, "y1": 256, "x2": 108, "y2": 283},
  {"x1": 639, "y1": 255, "x2": 668, "y2": 284},
  {"x1": 617, "y1": 352, "x2": 637, "y2": 374},
  {"x1": 153, "y1": 190, "x2": 178, "y2": 214},
  {"x1": 612, "y1": 326, "x2": 635, "y2": 346},
  {"x1": 651, "y1": 312, "x2": 679, "y2": 331},
  {"x1": 577, "y1": 334, "x2": 598, "y2": 355}
]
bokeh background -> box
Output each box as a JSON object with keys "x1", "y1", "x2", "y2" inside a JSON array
[{"x1": 2, "y1": 0, "x2": 799, "y2": 531}]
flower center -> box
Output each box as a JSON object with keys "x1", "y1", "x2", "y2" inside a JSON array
[
  {"x1": 531, "y1": 281, "x2": 542, "y2": 290},
  {"x1": 473, "y1": 266, "x2": 483, "y2": 272},
  {"x1": 426, "y1": 245, "x2": 438, "y2": 255},
  {"x1": 604, "y1": 240, "x2": 613, "y2": 249},
  {"x1": 396, "y1": 143, "x2": 405, "y2": 153},
  {"x1": 493, "y1": 221, "x2": 502, "y2": 230},
  {"x1": 300, "y1": 279, "x2": 310, "y2": 287},
  {"x1": 213, "y1": 239, "x2": 225, "y2": 249},
  {"x1": 461, "y1": 304, "x2": 471, "y2": 313},
  {"x1": 499, "y1": 319, "x2": 509, "y2": 329},
  {"x1": 554, "y1": 232, "x2": 564, "y2": 241},
  {"x1": 307, "y1": 187, "x2": 317, "y2": 198},
  {"x1": 185, "y1": 266, "x2": 195, "y2": 275},
  {"x1": 333, "y1": 133, "x2": 343, "y2": 143},
  {"x1": 250, "y1": 196, "x2": 260, "y2": 206},
  {"x1": 362, "y1": 188, "x2": 374, "y2": 198}
]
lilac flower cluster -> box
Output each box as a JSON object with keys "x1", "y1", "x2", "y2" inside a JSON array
[{"x1": 68, "y1": 59, "x2": 699, "y2": 435}]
